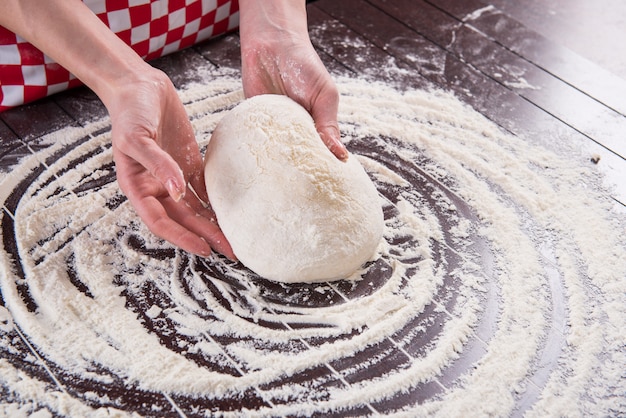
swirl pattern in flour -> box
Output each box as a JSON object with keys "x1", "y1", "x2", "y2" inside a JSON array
[{"x1": 0, "y1": 76, "x2": 624, "y2": 417}]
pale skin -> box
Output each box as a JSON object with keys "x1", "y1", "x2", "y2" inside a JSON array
[{"x1": 0, "y1": 0, "x2": 348, "y2": 259}]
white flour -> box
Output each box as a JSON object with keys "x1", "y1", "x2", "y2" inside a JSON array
[{"x1": 0, "y1": 74, "x2": 624, "y2": 417}]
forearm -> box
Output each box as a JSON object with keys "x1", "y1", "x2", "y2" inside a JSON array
[
  {"x1": 239, "y1": 0, "x2": 309, "y2": 44},
  {"x1": 238, "y1": 0, "x2": 313, "y2": 97},
  {"x1": 0, "y1": 0, "x2": 152, "y2": 108}
]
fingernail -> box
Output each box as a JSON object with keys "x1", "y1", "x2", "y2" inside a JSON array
[
  {"x1": 213, "y1": 239, "x2": 237, "y2": 261},
  {"x1": 166, "y1": 178, "x2": 185, "y2": 202},
  {"x1": 321, "y1": 130, "x2": 349, "y2": 162},
  {"x1": 198, "y1": 238, "x2": 212, "y2": 257},
  {"x1": 333, "y1": 137, "x2": 349, "y2": 162}
]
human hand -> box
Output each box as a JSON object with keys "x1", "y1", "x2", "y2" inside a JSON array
[
  {"x1": 239, "y1": 0, "x2": 348, "y2": 161},
  {"x1": 0, "y1": 1, "x2": 233, "y2": 258},
  {"x1": 107, "y1": 69, "x2": 235, "y2": 259}
]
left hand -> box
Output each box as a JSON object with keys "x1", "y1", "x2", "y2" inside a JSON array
[{"x1": 239, "y1": 0, "x2": 348, "y2": 161}]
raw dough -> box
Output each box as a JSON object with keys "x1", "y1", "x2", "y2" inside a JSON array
[{"x1": 204, "y1": 94, "x2": 384, "y2": 283}]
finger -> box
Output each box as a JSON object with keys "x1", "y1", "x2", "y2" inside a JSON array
[
  {"x1": 114, "y1": 151, "x2": 226, "y2": 258},
  {"x1": 310, "y1": 85, "x2": 348, "y2": 161},
  {"x1": 160, "y1": 110, "x2": 207, "y2": 202},
  {"x1": 318, "y1": 124, "x2": 348, "y2": 162},
  {"x1": 188, "y1": 165, "x2": 209, "y2": 204},
  {"x1": 162, "y1": 195, "x2": 236, "y2": 260},
  {"x1": 184, "y1": 170, "x2": 235, "y2": 259},
  {"x1": 113, "y1": 130, "x2": 187, "y2": 202},
  {"x1": 135, "y1": 194, "x2": 214, "y2": 257}
]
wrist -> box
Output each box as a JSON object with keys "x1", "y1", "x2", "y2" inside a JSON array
[
  {"x1": 94, "y1": 62, "x2": 165, "y2": 111},
  {"x1": 239, "y1": 0, "x2": 309, "y2": 45},
  {"x1": 0, "y1": 0, "x2": 159, "y2": 112}
]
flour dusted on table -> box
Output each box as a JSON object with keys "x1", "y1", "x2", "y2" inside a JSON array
[{"x1": 0, "y1": 73, "x2": 624, "y2": 417}]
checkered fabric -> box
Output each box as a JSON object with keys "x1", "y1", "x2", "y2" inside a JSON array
[{"x1": 0, "y1": 0, "x2": 240, "y2": 111}]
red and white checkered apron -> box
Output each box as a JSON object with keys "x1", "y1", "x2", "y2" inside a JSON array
[{"x1": 0, "y1": 0, "x2": 240, "y2": 111}]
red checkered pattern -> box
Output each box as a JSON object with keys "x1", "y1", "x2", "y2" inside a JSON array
[{"x1": 0, "y1": 0, "x2": 239, "y2": 111}]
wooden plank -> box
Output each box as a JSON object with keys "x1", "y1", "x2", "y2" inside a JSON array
[
  {"x1": 313, "y1": 0, "x2": 626, "y2": 205},
  {"x1": 195, "y1": 33, "x2": 243, "y2": 70},
  {"x1": 0, "y1": 119, "x2": 17, "y2": 141},
  {"x1": 0, "y1": 99, "x2": 75, "y2": 142},
  {"x1": 53, "y1": 87, "x2": 108, "y2": 126},
  {"x1": 314, "y1": 0, "x2": 562, "y2": 138},
  {"x1": 487, "y1": 0, "x2": 626, "y2": 81},
  {"x1": 368, "y1": 0, "x2": 626, "y2": 160},
  {"x1": 0, "y1": 121, "x2": 30, "y2": 174},
  {"x1": 0, "y1": 141, "x2": 32, "y2": 175},
  {"x1": 308, "y1": 5, "x2": 434, "y2": 90},
  {"x1": 151, "y1": 47, "x2": 220, "y2": 89},
  {"x1": 428, "y1": 0, "x2": 626, "y2": 117}
]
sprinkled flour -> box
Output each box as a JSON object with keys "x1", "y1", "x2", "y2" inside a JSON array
[{"x1": 0, "y1": 74, "x2": 624, "y2": 417}]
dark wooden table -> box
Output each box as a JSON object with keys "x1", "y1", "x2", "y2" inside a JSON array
[
  {"x1": 1, "y1": 0, "x2": 624, "y2": 416},
  {"x1": 2, "y1": 0, "x2": 624, "y2": 204}
]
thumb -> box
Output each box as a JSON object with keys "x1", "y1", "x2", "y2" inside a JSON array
[
  {"x1": 318, "y1": 124, "x2": 348, "y2": 162},
  {"x1": 114, "y1": 130, "x2": 187, "y2": 202},
  {"x1": 310, "y1": 90, "x2": 348, "y2": 161}
]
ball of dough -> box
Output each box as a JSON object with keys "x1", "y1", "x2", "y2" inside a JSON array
[{"x1": 204, "y1": 94, "x2": 383, "y2": 283}]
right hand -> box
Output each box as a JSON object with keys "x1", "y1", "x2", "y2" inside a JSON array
[{"x1": 107, "y1": 69, "x2": 236, "y2": 259}]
